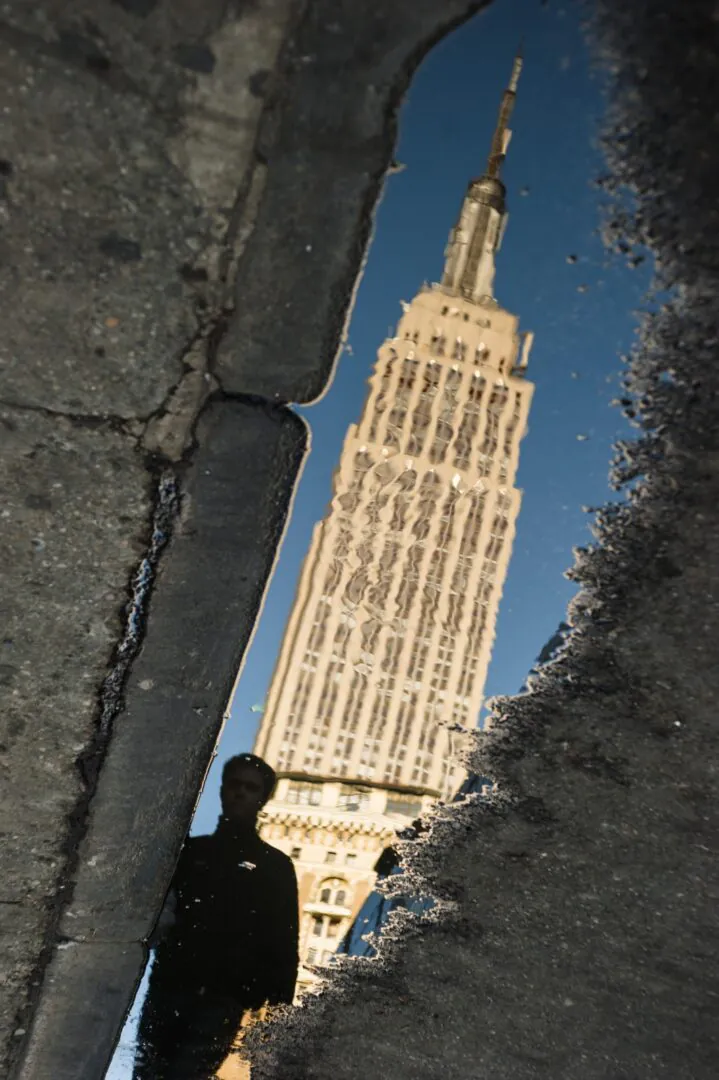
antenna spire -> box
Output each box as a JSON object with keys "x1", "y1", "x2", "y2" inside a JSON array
[
  {"x1": 441, "y1": 51, "x2": 525, "y2": 302},
  {"x1": 485, "y1": 48, "x2": 523, "y2": 180}
]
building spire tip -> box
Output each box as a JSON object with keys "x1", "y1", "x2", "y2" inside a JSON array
[{"x1": 509, "y1": 45, "x2": 523, "y2": 92}]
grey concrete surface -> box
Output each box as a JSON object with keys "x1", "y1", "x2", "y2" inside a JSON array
[
  {"x1": 0, "y1": 409, "x2": 150, "y2": 1068},
  {"x1": 16, "y1": 942, "x2": 144, "y2": 1080},
  {"x1": 15, "y1": 399, "x2": 306, "y2": 1080},
  {"x1": 0, "y1": 0, "x2": 294, "y2": 421},
  {"x1": 1, "y1": 0, "x2": 298, "y2": 1073}
]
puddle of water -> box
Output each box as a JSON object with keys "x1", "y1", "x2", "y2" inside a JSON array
[{"x1": 106, "y1": 1, "x2": 652, "y2": 1076}]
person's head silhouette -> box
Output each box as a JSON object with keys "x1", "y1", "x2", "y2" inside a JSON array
[{"x1": 220, "y1": 754, "x2": 276, "y2": 828}]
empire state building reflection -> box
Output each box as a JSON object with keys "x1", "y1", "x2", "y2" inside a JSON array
[
  {"x1": 253, "y1": 53, "x2": 534, "y2": 998},
  {"x1": 132, "y1": 755, "x2": 299, "y2": 1079},
  {"x1": 132, "y1": 53, "x2": 533, "y2": 1079}
]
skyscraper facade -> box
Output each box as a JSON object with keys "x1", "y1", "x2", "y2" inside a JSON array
[{"x1": 253, "y1": 55, "x2": 534, "y2": 994}]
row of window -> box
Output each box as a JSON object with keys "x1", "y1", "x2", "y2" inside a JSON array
[
  {"x1": 305, "y1": 947, "x2": 335, "y2": 967},
  {"x1": 290, "y1": 845, "x2": 358, "y2": 867},
  {"x1": 439, "y1": 304, "x2": 491, "y2": 327},
  {"x1": 401, "y1": 327, "x2": 502, "y2": 369},
  {"x1": 368, "y1": 398, "x2": 520, "y2": 474},
  {"x1": 283, "y1": 781, "x2": 421, "y2": 821}
]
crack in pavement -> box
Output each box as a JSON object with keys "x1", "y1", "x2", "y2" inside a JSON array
[
  {"x1": 5, "y1": 468, "x2": 180, "y2": 1076},
  {"x1": 0, "y1": 398, "x2": 139, "y2": 434}
]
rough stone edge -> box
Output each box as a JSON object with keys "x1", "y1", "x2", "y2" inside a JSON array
[
  {"x1": 13, "y1": 942, "x2": 145, "y2": 1080},
  {"x1": 1, "y1": 1, "x2": 308, "y2": 1070},
  {"x1": 215, "y1": 0, "x2": 488, "y2": 403},
  {"x1": 57, "y1": 397, "x2": 310, "y2": 946},
  {"x1": 239, "y1": 0, "x2": 719, "y2": 1074},
  {"x1": 8, "y1": 398, "x2": 308, "y2": 1080}
]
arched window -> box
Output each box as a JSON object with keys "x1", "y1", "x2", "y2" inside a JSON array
[{"x1": 315, "y1": 877, "x2": 350, "y2": 908}]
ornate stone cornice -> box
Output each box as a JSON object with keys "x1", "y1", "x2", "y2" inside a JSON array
[{"x1": 260, "y1": 807, "x2": 397, "y2": 839}]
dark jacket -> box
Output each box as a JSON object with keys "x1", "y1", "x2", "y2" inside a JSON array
[{"x1": 153, "y1": 818, "x2": 299, "y2": 1007}]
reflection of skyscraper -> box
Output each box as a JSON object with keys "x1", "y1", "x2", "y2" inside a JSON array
[
  {"x1": 253, "y1": 54, "x2": 534, "y2": 994},
  {"x1": 334, "y1": 622, "x2": 571, "y2": 968}
]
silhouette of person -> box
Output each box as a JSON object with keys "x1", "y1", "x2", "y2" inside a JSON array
[{"x1": 132, "y1": 754, "x2": 299, "y2": 1079}]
